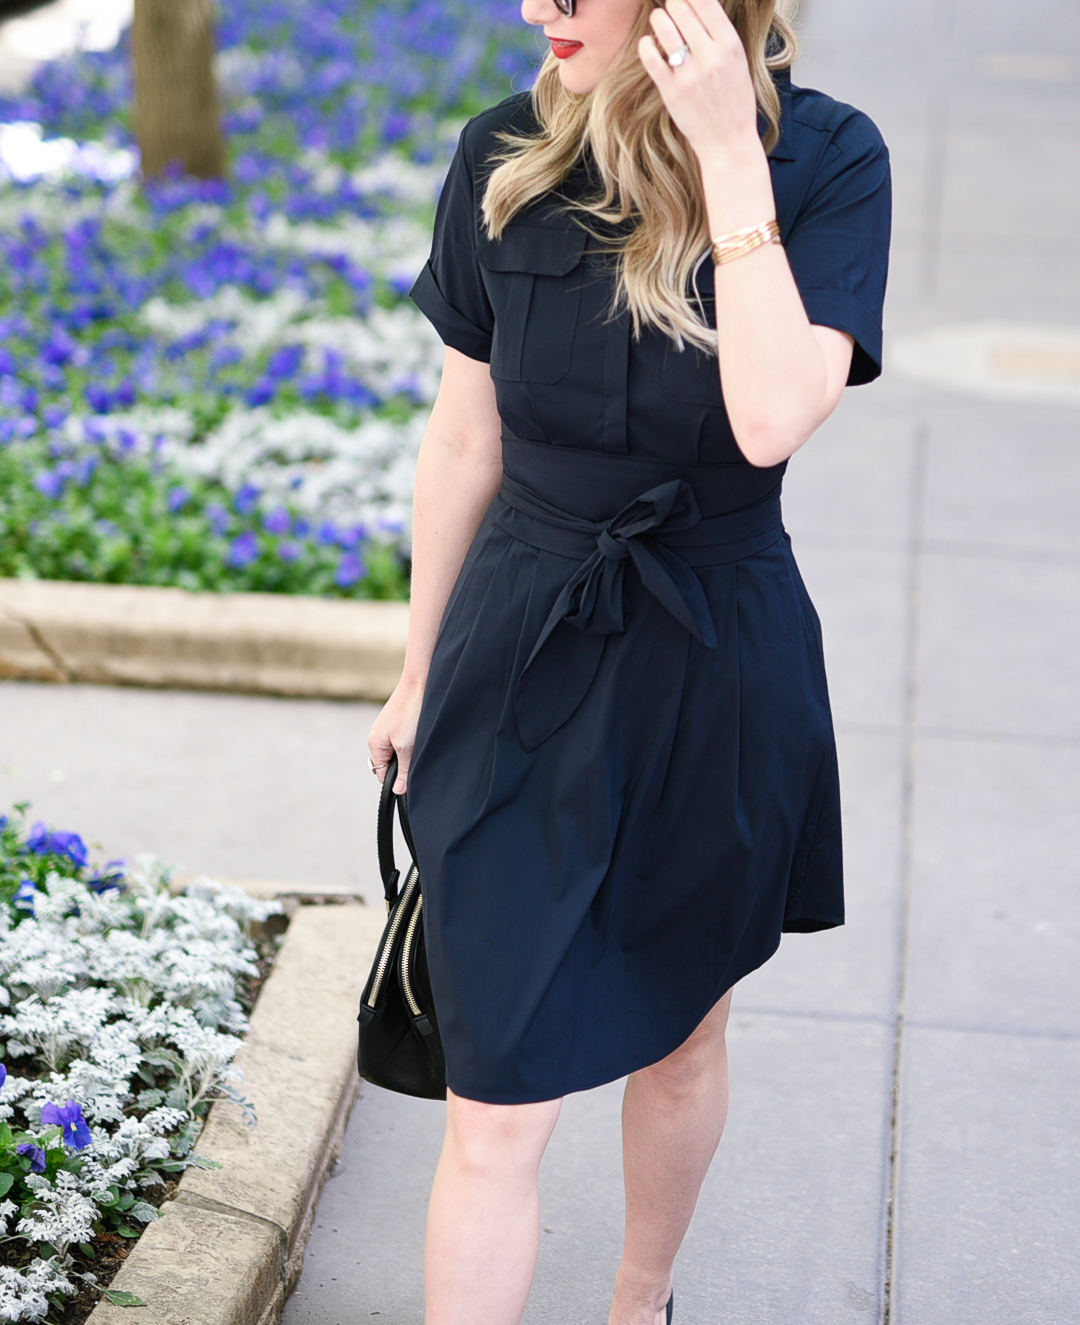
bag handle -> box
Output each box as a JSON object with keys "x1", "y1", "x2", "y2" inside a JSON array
[{"x1": 375, "y1": 752, "x2": 419, "y2": 909}]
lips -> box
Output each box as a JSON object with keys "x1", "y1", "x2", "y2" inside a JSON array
[{"x1": 550, "y1": 37, "x2": 583, "y2": 59}]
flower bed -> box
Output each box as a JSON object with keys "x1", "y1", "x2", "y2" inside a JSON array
[
  {"x1": 0, "y1": 806, "x2": 283, "y2": 1323},
  {"x1": 0, "y1": 0, "x2": 540, "y2": 599}
]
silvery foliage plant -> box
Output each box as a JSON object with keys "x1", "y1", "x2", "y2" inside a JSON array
[{"x1": 0, "y1": 808, "x2": 282, "y2": 1322}]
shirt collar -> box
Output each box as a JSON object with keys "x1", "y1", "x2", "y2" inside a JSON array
[{"x1": 767, "y1": 67, "x2": 797, "y2": 162}]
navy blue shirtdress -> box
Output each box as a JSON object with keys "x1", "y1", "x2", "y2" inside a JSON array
[{"x1": 406, "y1": 69, "x2": 892, "y2": 1105}]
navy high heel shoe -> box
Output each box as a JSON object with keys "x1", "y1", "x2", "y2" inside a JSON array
[{"x1": 665, "y1": 1290, "x2": 674, "y2": 1323}]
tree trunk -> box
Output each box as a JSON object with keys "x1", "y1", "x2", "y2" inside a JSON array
[{"x1": 132, "y1": 0, "x2": 226, "y2": 181}]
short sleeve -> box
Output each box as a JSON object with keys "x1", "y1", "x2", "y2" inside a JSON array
[
  {"x1": 783, "y1": 118, "x2": 892, "y2": 385},
  {"x1": 408, "y1": 123, "x2": 495, "y2": 363}
]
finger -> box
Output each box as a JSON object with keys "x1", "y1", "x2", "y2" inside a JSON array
[
  {"x1": 667, "y1": 0, "x2": 730, "y2": 43},
  {"x1": 638, "y1": 31, "x2": 676, "y2": 83},
  {"x1": 367, "y1": 735, "x2": 395, "y2": 784},
  {"x1": 648, "y1": 6, "x2": 690, "y2": 60},
  {"x1": 393, "y1": 746, "x2": 412, "y2": 796},
  {"x1": 660, "y1": 0, "x2": 712, "y2": 50}
]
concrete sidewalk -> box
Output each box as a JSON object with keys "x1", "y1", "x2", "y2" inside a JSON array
[{"x1": 3, "y1": 0, "x2": 1078, "y2": 1320}]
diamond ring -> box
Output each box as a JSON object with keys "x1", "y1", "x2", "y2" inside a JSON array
[{"x1": 667, "y1": 42, "x2": 691, "y2": 67}]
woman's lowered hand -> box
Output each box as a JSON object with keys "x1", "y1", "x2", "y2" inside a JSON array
[{"x1": 368, "y1": 674, "x2": 424, "y2": 795}]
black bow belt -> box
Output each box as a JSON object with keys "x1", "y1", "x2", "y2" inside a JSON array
[{"x1": 492, "y1": 475, "x2": 785, "y2": 749}]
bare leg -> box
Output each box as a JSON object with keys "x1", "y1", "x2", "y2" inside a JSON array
[
  {"x1": 609, "y1": 991, "x2": 733, "y2": 1325},
  {"x1": 425, "y1": 1086, "x2": 563, "y2": 1325}
]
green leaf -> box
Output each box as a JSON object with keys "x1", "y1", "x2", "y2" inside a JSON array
[
  {"x1": 117, "y1": 1224, "x2": 141, "y2": 1239},
  {"x1": 78, "y1": 1241, "x2": 96, "y2": 1260},
  {"x1": 103, "y1": 1290, "x2": 147, "y2": 1307},
  {"x1": 184, "y1": 1154, "x2": 221, "y2": 1170},
  {"x1": 128, "y1": 1201, "x2": 161, "y2": 1223},
  {"x1": 0, "y1": 1172, "x2": 14, "y2": 1198}
]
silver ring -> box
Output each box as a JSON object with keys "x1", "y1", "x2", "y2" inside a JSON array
[
  {"x1": 667, "y1": 42, "x2": 691, "y2": 67},
  {"x1": 368, "y1": 756, "x2": 388, "y2": 773}
]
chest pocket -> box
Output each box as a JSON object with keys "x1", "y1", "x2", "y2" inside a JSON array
[
  {"x1": 477, "y1": 223, "x2": 588, "y2": 384},
  {"x1": 659, "y1": 257, "x2": 724, "y2": 405}
]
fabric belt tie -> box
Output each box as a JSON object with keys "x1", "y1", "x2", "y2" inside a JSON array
[{"x1": 495, "y1": 475, "x2": 784, "y2": 750}]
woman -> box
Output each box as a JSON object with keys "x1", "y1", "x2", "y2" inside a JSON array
[{"x1": 368, "y1": 0, "x2": 891, "y2": 1319}]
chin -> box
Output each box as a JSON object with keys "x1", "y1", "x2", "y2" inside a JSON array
[{"x1": 556, "y1": 63, "x2": 597, "y2": 95}]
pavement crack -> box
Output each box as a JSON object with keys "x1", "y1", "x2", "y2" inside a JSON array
[{"x1": 883, "y1": 421, "x2": 930, "y2": 1324}]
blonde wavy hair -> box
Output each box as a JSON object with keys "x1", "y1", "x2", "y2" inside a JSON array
[{"x1": 481, "y1": 0, "x2": 797, "y2": 354}]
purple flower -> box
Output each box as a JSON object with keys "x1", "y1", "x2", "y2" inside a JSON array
[
  {"x1": 40, "y1": 1100, "x2": 92, "y2": 1151},
  {"x1": 33, "y1": 469, "x2": 65, "y2": 500},
  {"x1": 245, "y1": 379, "x2": 275, "y2": 407},
  {"x1": 0, "y1": 1062, "x2": 6, "y2": 1090},
  {"x1": 14, "y1": 879, "x2": 36, "y2": 913},
  {"x1": 85, "y1": 383, "x2": 113, "y2": 413},
  {"x1": 335, "y1": 551, "x2": 365, "y2": 588},
  {"x1": 382, "y1": 110, "x2": 411, "y2": 144},
  {"x1": 234, "y1": 483, "x2": 260, "y2": 516},
  {"x1": 335, "y1": 523, "x2": 366, "y2": 550},
  {"x1": 53, "y1": 830, "x2": 88, "y2": 867},
  {"x1": 74, "y1": 455, "x2": 97, "y2": 486},
  {"x1": 168, "y1": 486, "x2": 191, "y2": 513},
  {"x1": 263, "y1": 506, "x2": 290, "y2": 536},
  {"x1": 17, "y1": 1142, "x2": 47, "y2": 1173},
  {"x1": 206, "y1": 502, "x2": 230, "y2": 536},
  {"x1": 227, "y1": 531, "x2": 260, "y2": 568},
  {"x1": 25, "y1": 821, "x2": 49, "y2": 851},
  {"x1": 317, "y1": 521, "x2": 339, "y2": 546},
  {"x1": 265, "y1": 344, "x2": 304, "y2": 380},
  {"x1": 87, "y1": 859, "x2": 125, "y2": 894},
  {"x1": 26, "y1": 822, "x2": 88, "y2": 867},
  {"x1": 277, "y1": 540, "x2": 301, "y2": 563},
  {"x1": 43, "y1": 329, "x2": 77, "y2": 365}
]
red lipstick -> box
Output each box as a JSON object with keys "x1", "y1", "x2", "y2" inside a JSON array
[{"x1": 550, "y1": 37, "x2": 584, "y2": 58}]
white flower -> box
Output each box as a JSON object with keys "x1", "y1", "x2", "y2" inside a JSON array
[
  {"x1": 0, "y1": 1259, "x2": 76, "y2": 1323},
  {"x1": 18, "y1": 1172, "x2": 98, "y2": 1256}
]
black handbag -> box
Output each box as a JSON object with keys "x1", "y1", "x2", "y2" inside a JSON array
[{"x1": 356, "y1": 753, "x2": 446, "y2": 1099}]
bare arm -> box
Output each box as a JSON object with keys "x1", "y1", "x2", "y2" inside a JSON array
[
  {"x1": 640, "y1": 0, "x2": 856, "y2": 469},
  {"x1": 368, "y1": 346, "x2": 503, "y2": 791},
  {"x1": 699, "y1": 141, "x2": 855, "y2": 468}
]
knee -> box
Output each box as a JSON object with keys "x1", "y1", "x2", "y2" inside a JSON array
[
  {"x1": 635, "y1": 1003, "x2": 730, "y2": 1100},
  {"x1": 446, "y1": 1092, "x2": 562, "y2": 1178}
]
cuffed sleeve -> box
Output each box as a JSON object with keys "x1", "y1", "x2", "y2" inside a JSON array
[
  {"x1": 783, "y1": 121, "x2": 892, "y2": 385},
  {"x1": 408, "y1": 125, "x2": 495, "y2": 363}
]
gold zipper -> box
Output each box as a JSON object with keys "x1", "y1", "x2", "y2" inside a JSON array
[
  {"x1": 363, "y1": 866, "x2": 419, "y2": 1009},
  {"x1": 400, "y1": 890, "x2": 424, "y2": 1018}
]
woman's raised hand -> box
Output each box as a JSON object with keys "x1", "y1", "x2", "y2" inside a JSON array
[{"x1": 637, "y1": 0, "x2": 761, "y2": 164}]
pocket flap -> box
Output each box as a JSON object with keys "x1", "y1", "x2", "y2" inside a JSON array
[{"x1": 477, "y1": 223, "x2": 588, "y2": 274}]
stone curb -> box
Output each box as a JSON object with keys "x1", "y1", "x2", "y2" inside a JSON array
[
  {"x1": 0, "y1": 578, "x2": 408, "y2": 701},
  {"x1": 86, "y1": 901, "x2": 387, "y2": 1325}
]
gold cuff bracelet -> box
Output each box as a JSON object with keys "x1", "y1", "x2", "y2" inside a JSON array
[{"x1": 711, "y1": 219, "x2": 781, "y2": 267}]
